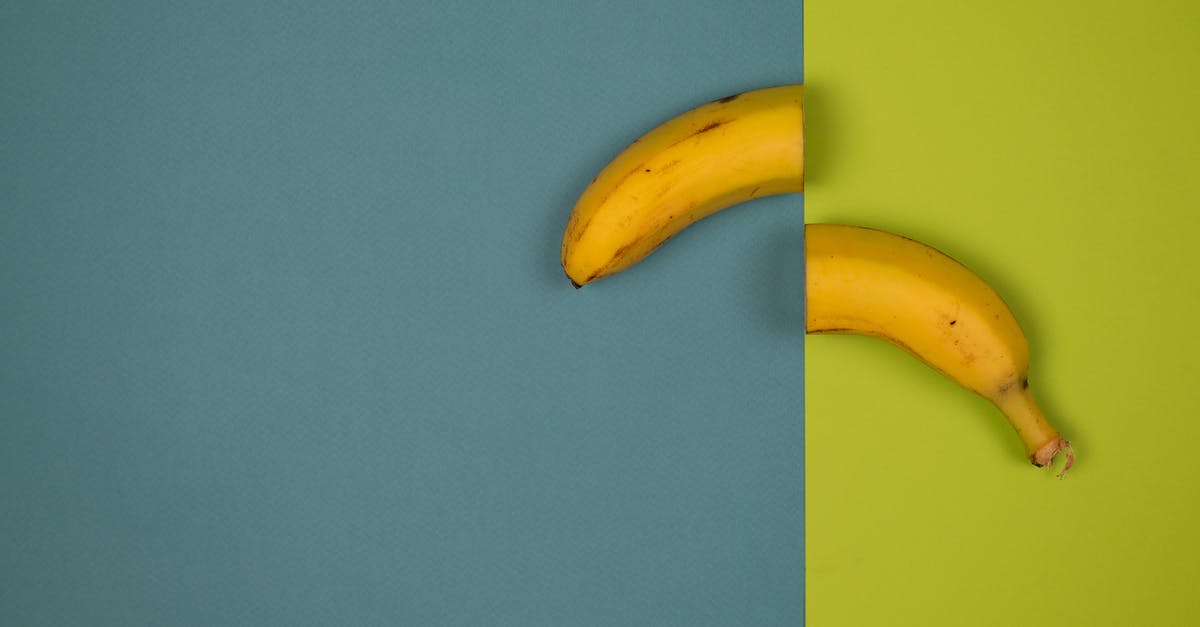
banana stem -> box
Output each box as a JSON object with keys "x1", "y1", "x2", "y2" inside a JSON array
[
  {"x1": 1033, "y1": 438, "x2": 1075, "y2": 478},
  {"x1": 991, "y1": 384, "x2": 1075, "y2": 478}
]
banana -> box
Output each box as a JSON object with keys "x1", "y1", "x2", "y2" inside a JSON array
[
  {"x1": 561, "y1": 84, "x2": 804, "y2": 287},
  {"x1": 806, "y1": 223, "x2": 1074, "y2": 476},
  {"x1": 559, "y1": 83, "x2": 1073, "y2": 476}
]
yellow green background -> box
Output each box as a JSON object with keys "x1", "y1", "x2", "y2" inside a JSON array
[{"x1": 805, "y1": 1, "x2": 1200, "y2": 624}]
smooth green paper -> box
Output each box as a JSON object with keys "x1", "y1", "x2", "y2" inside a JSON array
[{"x1": 805, "y1": 2, "x2": 1200, "y2": 625}]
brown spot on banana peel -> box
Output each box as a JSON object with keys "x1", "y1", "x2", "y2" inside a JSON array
[
  {"x1": 586, "y1": 124, "x2": 729, "y2": 213},
  {"x1": 994, "y1": 369, "x2": 1034, "y2": 397},
  {"x1": 576, "y1": 242, "x2": 636, "y2": 286},
  {"x1": 571, "y1": 216, "x2": 592, "y2": 243},
  {"x1": 608, "y1": 242, "x2": 634, "y2": 264},
  {"x1": 588, "y1": 166, "x2": 649, "y2": 211},
  {"x1": 714, "y1": 93, "x2": 740, "y2": 104},
  {"x1": 582, "y1": 233, "x2": 679, "y2": 285}
]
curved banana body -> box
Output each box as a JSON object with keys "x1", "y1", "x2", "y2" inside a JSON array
[
  {"x1": 557, "y1": 83, "x2": 1072, "y2": 475},
  {"x1": 562, "y1": 84, "x2": 804, "y2": 286},
  {"x1": 805, "y1": 224, "x2": 1073, "y2": 475}
]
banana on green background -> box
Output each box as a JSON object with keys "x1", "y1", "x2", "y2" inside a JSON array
[{"x1": 560, "y1": 84, "x2": 1073, "y2": 475}]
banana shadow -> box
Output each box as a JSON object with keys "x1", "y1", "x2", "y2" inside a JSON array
[
  {"x1": 753, "y1": 220, "x2": 809, "y2": 339},
  {"x1": 801, "y1": 80, "x2": 845, "y2": 191}
]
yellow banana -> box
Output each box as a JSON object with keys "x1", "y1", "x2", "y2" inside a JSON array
[
  {"x1": 561, "y1": 84, "x2": 804, "y2": 287},
  {"x1": 806, "y1": 223, "x2": 1073, "y2": 476},
  {"x1": 559, "y1": 83, "x2": 1073, "y2": 476}
]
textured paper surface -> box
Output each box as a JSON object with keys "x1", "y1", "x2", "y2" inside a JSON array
[
  {"x1": 1, "y1": 2, "x2": 803, "y2": 625},
  {"x1": 805, "y1": 2, "x2": 1200, "y2": 625}
]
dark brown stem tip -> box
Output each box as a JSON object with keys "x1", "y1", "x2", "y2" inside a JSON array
[{"x1": 570, "y1": 279, "x2": 583, "y2": 289}]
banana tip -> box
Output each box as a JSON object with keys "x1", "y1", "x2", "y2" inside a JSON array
[{"x1": 563, "y1": 267, "x2": 584, "y2": 289}]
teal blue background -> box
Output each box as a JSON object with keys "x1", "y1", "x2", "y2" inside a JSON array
[{"x1": 2, "y1": 2, "x2": 804, "y2": 625}]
